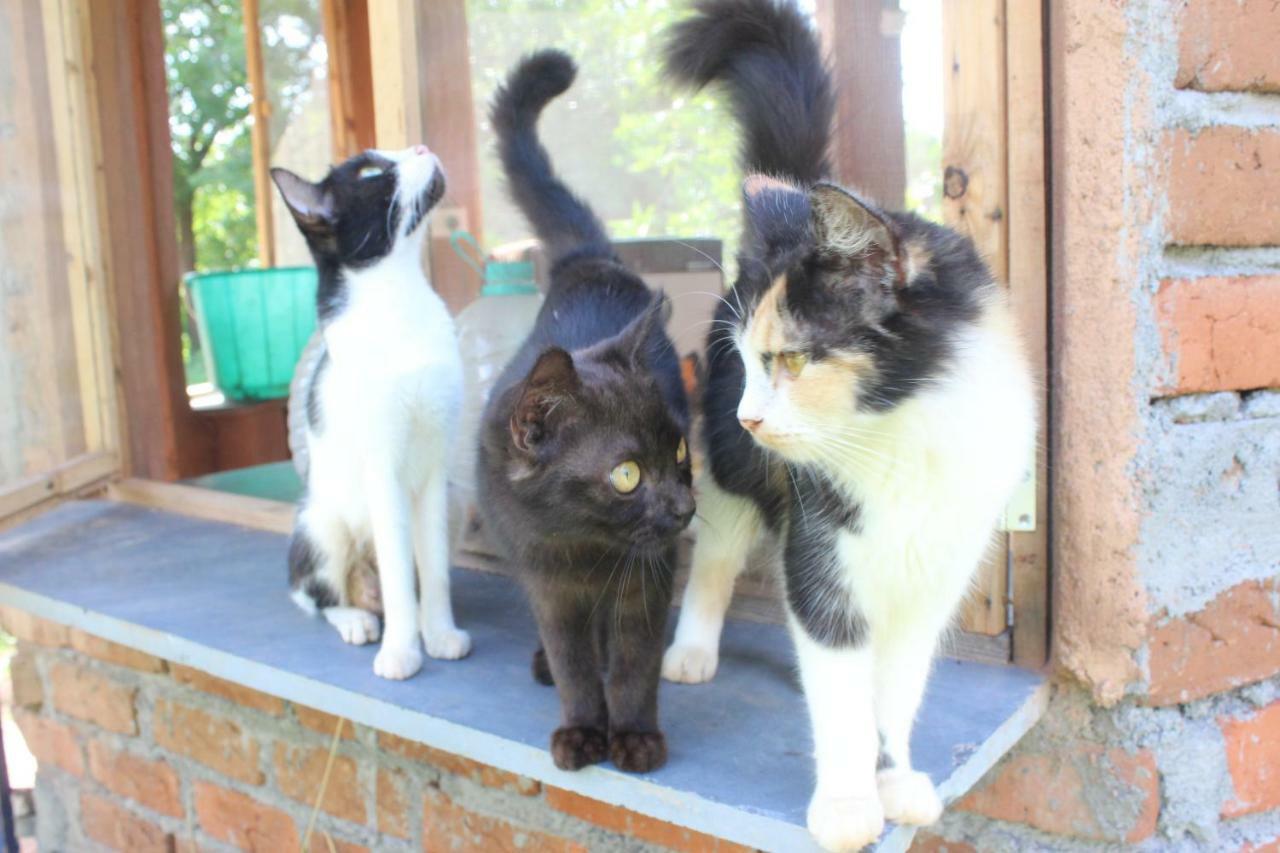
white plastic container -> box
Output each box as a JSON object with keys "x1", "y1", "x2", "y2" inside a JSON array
[{"x1": 448, "y1": 262, "x2": 543, "y2": 509}]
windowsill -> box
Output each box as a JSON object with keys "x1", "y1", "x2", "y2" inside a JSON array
[{"x1": 0, "y1": 500, "x2": 1048, "y2": 851}]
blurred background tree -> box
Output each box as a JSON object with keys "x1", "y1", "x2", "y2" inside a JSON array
[{"x1": 162, "y1": 0, "x2": 323, "y2": 275}]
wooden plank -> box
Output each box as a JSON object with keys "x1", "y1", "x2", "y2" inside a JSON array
[
  {"x1": 40, "y1": 0, "x2": 122, "y2": 461},
  {"x1": 108, "y1": 479, "x2": 294, "y2": 534},
  {"x1": 321, "y1": 0, "x2": 375, "y2": 160},
  {"x1": 0, "y1": 452, "x2": 118, "y2": 524},
  {"x1": 82, "y1": 0, "x2": 201, "y2": 480},
  {"x1": 422, "y1": 0, "x2": 484, "y2": 313},
  {"x1": 242, "y1": 0, "x2": 276, "y2": 268},
  {"x1": 943, "y1": 0, "x2": 1010, "y2": 638},
  {"x1": 1005, "y1": 0, "x2": 1050, "y2": 668},
  {"x1": 815, "y1": 0, "x2": 907, "y2": 207}
]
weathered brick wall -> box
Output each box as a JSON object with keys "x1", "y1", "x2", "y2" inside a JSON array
[
  {"x1": 917, "y1": 1, "x2": 1280, "y2": 850},
  {"x1": 1, "y1": 607, "x2": 746, "y2": 853}
]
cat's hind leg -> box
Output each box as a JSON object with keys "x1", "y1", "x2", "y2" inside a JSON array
[
  {"x1": 662, "y1": 477, "x2": 761, "y2": 683},
  {"x1": 413, "y1": 470, "x2": 471, "y2": 660},
  {"x1": 290, "y1": 514, "x2": 381, "y2": 645}
]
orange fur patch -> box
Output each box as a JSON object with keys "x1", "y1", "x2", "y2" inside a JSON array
[
  {"x1": 746, "y1": 276, "x2": 789, "y2": 354},
  {"x1": 787, "y1": 352, "x2": 875, "y2": 417}
]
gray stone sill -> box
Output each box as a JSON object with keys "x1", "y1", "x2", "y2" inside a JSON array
[{"x1": 0, "y1": 501, "x2": 1048, "y2": 852}]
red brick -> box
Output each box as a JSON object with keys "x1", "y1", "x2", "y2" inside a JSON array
[
  {"x1": 305, "y1": 835, "x2": 368, "y2": 853},
  {"x1": 48, "y1": 661, "x2": 137, "y2": 734},
  {"x1": 9, "y1": 651, "x2": 43, "y2": 709},
  {"x1": 80, "y1": 792, "x2": 174, "y2": 853},
  {"x1": 88, "y1": 740, "x2": 183, "y2": 818},
  {"x1": 954, "y1": 745, "x2": 1159, "y2": 844},
  {"x1": 194, "y1": 782, "x2": 300, "y2": 853},
  {"x1": 545, "y1": 787, "x2": 753, "y2": 853},
  {"x1": 378, "y1": 731, "x2": 539, "y2": 795},
  {"x1": 1168, "y1": 128, "x2": 1280, "y2": 247},
  {"x1": 1243, "y1": 840, "x2": 1280, "y2": 853},
  {"x1": 272, "y1": 742, "x2": 366, "y2": 824},
  {"x1": 152, "y1": 698, "x2": 263, "y2": 784},
  {"x1": 12, "y1": 711, "x2": 83, "y2": 776},
  {"x1": 1220, "y1": 700, "x2": 1280, "y2": 818},
  {"x1": 1155, "y1": 277, "x2": 1280, "y2": 395},
  {"x1": 377, "y1": 768, "x2": 411, "y2": 840},
  {"x1": 293, "y1": 704, "x2": 355, "y2": 739},
  {"x1": 423, "y1": 786, "x2": 584, "y2": 853},
  {"x1": 1147, "y1": 578, "x2": 1280, "y2": 706},
  {"x1": 1177, "y1": 0, "x2": 1280, "y2": 94},
  {"x1": 0, "y1": 607, "x2": 69, "y2": 647},
  {"x1": 170, "y1": 664, "x2": 284, "y2": 715},
  {"x1": 69, "y1": 630, "x2": 166, "y2": 672},
  {"x1": 910, "y1": 833, "x2": 978, "y2": 853}
]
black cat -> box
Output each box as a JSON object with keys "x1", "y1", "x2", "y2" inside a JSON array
[{"x1": 476, "y1": 50, "x2": 694, "y2": 773}]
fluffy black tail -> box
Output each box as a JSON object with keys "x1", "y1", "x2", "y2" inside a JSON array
[
  {"x1": 490, "y1": 50, "x2": 612, "y2": 265},
  {"x1": 664, "y1": 0, "x2": 833, "y2": 185}
]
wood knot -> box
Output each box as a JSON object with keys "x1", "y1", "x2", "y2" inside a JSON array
[{"x1": 943, "y1": 166, "x2": 969, "y2": 200}]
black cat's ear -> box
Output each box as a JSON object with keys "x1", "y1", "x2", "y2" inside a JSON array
[
  {"x1": 742, "y1": 174, "x2": 810, "y2": 263},
  {"x1": 613, "y1": 291, "x2": 672, "y2": 367},
  {"x1": 511, "y1": 348, "x2": 580, "y2": 454},
  {"x1": 271, "y1": 167, "x2": 335, "y2": 231},
  {"x1": 809, "y1": 183, "x2": 904, "y2": 288}
]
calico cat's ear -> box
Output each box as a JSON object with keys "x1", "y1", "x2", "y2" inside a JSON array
[
  {"x1": 742, "y1": 174, "x2": 810, "y2": 263},
  {"x1": 809, "y1": 183, "x2": 904, "y2": 287},
  {"x1": 511, "y1": 348, "x2": 580, "y2": 454},
  {"x1": 614, "y1": 292, "x2": 672, "y2": 367},
  {"x1": 271, "y1": 168, "x2": 335, "y2": 231}
]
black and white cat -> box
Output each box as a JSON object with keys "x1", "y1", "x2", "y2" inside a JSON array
[
  {"x1": 272, "y1": 145, "x2": 471, "y2": 681},
  {"x1": 661, "y1": 2, "x2": 1035, "y2": 850}
]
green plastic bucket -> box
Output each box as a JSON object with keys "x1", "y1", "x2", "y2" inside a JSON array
[{"x1": 186, "y1": 267, "x2": 318, "y2": 402}]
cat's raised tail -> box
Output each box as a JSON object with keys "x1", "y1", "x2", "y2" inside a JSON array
[
  {"x1": 491, "y1": 49, "x2": 612, "y2": 266},
  {"x1": 663, "y1": 0, "x2": 833, "y2": 186}
]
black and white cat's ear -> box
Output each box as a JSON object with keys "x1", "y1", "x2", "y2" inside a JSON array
[
  {"x1": 271, "y1": 168, "x2": 335, "y2": 231},
  {"x1": 510, "y1": 348, "x2": 580, "y2": 455},
  {"x1": 809, "y1": 183, "x2": 904, "y2": 287}
]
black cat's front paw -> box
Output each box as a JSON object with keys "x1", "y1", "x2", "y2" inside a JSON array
[
  {"x1": 550, "y1": 726, "x2": 608, "y2": 770},
  {"x1": 531, "y1": 647, "x2": 554, "y2": 686},
  {"x1": 609, "y1": 730, "x2": 667, "y2": 773}
]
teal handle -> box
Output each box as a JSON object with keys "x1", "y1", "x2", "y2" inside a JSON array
[{"x1": 449, "y1": 231, "x2": 485, "y2": 276}]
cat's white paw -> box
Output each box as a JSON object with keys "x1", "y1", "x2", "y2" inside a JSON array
[
  {"x1": 324, "y1": 607, "x2": 381, "y2": 645},
  {"x1": 373, "y1": 642, "x2": 423, "y2": 680},
  {"x1": 662, "y1": 643, "x2": 718, "y2": 683},
  {"x1": 806, "y1": 794, "x2": 885, "y2": 853},
  {"x1": 877, "y1": 768, "x2": 943, "y2": 826},
  {"x1": 424, "y1": 627, "x2": 472, "y2": 660}
]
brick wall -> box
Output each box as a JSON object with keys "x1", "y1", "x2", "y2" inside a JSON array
[
  {"x1": 1, "y1": 608, "x2": 747, "y2": 853},
  {"x1": 917, "y1": 1, "x2": 1280, "y2": 849}
]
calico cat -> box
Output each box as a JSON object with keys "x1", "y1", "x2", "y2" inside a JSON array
[
  {"x1": 660, "y1": 1, "x2": 1035, "y2": 849},
  {"x1": 273, "y1": 145, "x2": 471, "y2": 681},
  {"x1": 477, "y1": 50, "x2": 694, "y2": 773}
]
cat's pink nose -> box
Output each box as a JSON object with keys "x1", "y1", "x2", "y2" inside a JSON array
[
  {"x1": 414, "y1": 144, "x2": 430, "y2": 156},
  {"x1": 739, "y1": 417, "x2": 762, "y2": 432}
]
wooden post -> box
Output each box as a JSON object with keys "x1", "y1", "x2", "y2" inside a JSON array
[
  {"x1": 1005, "y1": 0, "x2": 1050, "y2": 668},
  {"x1": 321, "y1": 0, "x2": 375, "y2": 160},
  {"x1": 943, "y1": 0, "x2": 1012, "y2": 639},
  {"x1": 815, "y1": 0, "x2": 907, "y2": 208},
  {"x1": 40, "y1": 0, "x2": 121, "y2": 460},
  {"x1": 242, "y1": 0, "x2": 276, "y2": 268},
  {"x1": 368, "y1": 0, "x2": 483, "y2": 314}
]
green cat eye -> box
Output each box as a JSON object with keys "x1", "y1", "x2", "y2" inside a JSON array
[
  {"x1": 609, "y1": 460, "x2": 641, "y2": 494},
  {"x1": 676, "y1": 437, "x2": 688, "y2": 464},
  {"x1": 780, "y1": 351, "x2": 808, "y2": 377},
  {"x1": 358, "y1": 165, "x2": 385, "y2": 180}
]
